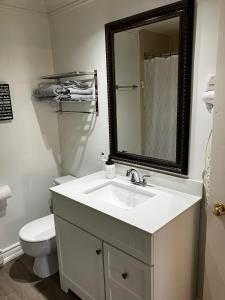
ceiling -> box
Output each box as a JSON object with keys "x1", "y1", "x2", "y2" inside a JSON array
[
  {"x1": 0, "y1": 0, "x2": 90, "y2": 14},
  {"x1": 128, "y1": 17, "x2": 180, "y2": 37},
  {"x1": 0, "y1": 0, "x2": 46, "y2": 12},
  {"x1": 45, "y1": 0, "x2": 82, "y2": 13},
  {"x1": 144, "y1": 17, "x2": 179, "y2": 36}
]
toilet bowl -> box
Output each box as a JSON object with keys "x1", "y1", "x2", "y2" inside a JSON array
[
  {"x1": 19, "y1": 214, "x2": 57, "y2": 278},
  {"x1": 19, "y1": 175, "x2": 75, "y2": 278}
]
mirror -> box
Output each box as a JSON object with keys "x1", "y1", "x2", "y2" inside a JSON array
[
  {"x1": 105, "y1": 1, "x2": 194, "y2": 175},
  {"x1": 115, "y1": 17, "x2": 179, "y2": 161}
]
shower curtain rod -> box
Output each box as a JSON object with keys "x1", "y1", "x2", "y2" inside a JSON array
[{"x1": 144, "y1": 51, "x2": 179, "y2": 60}]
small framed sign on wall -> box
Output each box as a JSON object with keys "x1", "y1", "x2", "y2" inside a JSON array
[{"x1": 0, "y1": 84, "x2": 13, "y2": 121}]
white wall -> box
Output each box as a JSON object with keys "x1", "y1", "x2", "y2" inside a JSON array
[
  {"x1": 189, "y1": 0, "x2": 219, "y2": 181},
  {"x1": 0, "y1": 0, "x2": 47, "y2": 12},
  {"x1": 49, "y1": 0, "x2": 219, "y2": 181},
  {"x1": 115, "y1": 31, "x2": 141, "y2": 155},
  {"x1": 0, "y1": 6, "x2": 60, "y2": 250}
]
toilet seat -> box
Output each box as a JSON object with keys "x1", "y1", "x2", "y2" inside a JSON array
[{"x1": 19, "y1": 214, "x2": 55, "y2": 243}]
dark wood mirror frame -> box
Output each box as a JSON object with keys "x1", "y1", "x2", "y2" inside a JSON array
[{"x1": 105, "y1": 0, "x2": 194, "y2": 175}]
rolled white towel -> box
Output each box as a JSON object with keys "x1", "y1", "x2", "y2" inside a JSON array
[
  {"x1": 60, "y1": 94, "x2": 94, "y2": 101},
  {"x1": 67, "y1": 87, "x2": 93, "y2": 95},
  {"x1": 203, "y1": 91, "x2": 215, "y2": 102}
]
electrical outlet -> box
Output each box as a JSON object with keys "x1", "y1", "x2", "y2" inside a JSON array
[{"x1": 98, "y1": 150, "x2": 108, "y2": 161}]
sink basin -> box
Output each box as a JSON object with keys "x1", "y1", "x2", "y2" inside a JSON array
[{"x1": 84, "y1": 181, "x2": 155, "y2": 210}]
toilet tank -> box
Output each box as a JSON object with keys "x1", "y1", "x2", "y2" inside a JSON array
[
  {"x1": 53, "y1": 175, "x2": 76, "y2": 186},
  {"x1": 50, "y1": 175, "x2": 76, "y2": 213}
]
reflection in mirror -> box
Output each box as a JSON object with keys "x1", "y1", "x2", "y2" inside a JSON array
[{"x1": 114, "y1": 17, "x2": 180, "y2": 162}]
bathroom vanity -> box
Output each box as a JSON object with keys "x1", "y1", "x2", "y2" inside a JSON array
[{"x1": 51, "y1": 171, "x2": 201, "y2": 300}]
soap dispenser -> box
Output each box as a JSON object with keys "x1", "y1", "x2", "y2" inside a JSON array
[{"x1": 105, "y1": 156, "x2": 116, "y2": 179}]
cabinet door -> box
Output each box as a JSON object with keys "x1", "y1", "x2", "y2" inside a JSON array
[
  {"x1": 55, "y1": 216, "x2": 105, "y2": 300},
  {"x1": 103, "y1": 243, "x2": 151, "y2": 300}
]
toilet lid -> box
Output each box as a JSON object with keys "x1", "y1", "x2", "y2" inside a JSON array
[{"x1": 19, "y1": 214, "x2": 55, "y2": 242}]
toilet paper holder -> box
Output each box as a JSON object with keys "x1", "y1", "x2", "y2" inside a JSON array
[{"x1": 0, "y1": 185, "x2": 12, "y2": 217}]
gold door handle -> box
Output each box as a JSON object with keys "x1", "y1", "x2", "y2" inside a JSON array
[{"x1": 213, "y1": 203, "x2": 225, "y2": 216}]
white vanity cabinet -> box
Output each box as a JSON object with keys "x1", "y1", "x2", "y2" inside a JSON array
[
  {"x1": 55, "y1": 216, "x2": 105, "y2": 300},
  {"x1": 55, "y1": 215, "x2": 152, "y2": 300},
  {"x1": 53, "y1": 192, "x2": 199, "y2": 300}
]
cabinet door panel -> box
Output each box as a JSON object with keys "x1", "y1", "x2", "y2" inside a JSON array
[
  {"x1": 55, "y1": 216, "x2": 105, "y2": 300},
  {"x1": 104, "y1": 243, "x2": 151, "y2": 300}
]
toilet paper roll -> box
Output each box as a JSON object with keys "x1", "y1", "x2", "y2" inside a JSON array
[{"x1": 0, "y1": 185, "x2": 12, "y2": 201}]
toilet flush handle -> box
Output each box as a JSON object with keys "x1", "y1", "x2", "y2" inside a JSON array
[{"x1": 96, "y1": 249, "x2": 102, "y2": 255}]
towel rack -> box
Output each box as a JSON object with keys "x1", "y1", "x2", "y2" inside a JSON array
[
  {"x1": 144, "y1": 51, "x2": 179, "y2": 60},
  {"x1": 40, "y1": 70, "x2": 99, "y2": 115},
  {"x1": 116, "y1": 84, "x2": 138, "y2": 90},
  {"x1": 41, "y1": 71, "x2": 96, "y2": 80}
]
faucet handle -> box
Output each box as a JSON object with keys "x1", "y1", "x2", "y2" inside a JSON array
[{"x1": 142, "y1": 175, "x2": 151, "y2": 186}]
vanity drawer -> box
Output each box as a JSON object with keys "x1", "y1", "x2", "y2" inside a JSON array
[
  {"x1": 53, "y1": 193, "x2": 152, "y2": 265},
  {"x1": 103, "y1": 243, "x2": 152, "y2": 300}
]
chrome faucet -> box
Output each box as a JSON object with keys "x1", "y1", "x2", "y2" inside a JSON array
[{"x1": 126, "y1": 168, "x2": 151, "y2": 187}]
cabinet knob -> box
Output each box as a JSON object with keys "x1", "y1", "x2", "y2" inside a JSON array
[
  {"x1": 96, "y1": 249, "x2": 102, "y2": 255},
  {"x1": 122, "y1": 272, "x2": 128, "y2": 279},
  {"x1": 213, "y1": 203, "x2": 225, "y2": 216}
]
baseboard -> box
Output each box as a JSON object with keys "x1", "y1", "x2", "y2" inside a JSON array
[{"x1": 1, "y1": 242, "x2": 23, "y2": 265}]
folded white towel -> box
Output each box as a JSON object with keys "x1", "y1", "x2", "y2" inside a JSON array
[
  {"x1": 33, "y1": 85, "x2": 67, "y2": 98},
  {"x1": 63, "y1": 80, "x2": 89, "y2": 89},
  {"x1": 206, "y1": 75, "x2": 216, "y2": 91},
  {"x1": 203, "y1": 91, "x2": 215, "y2": 112},
  {"x1": 69, "y1": 94, "x2": 94, "y2": 101}
]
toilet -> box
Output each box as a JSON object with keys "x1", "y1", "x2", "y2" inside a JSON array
[{"x1": 19, "y1": 175, "x2": 75, "y2": 278}]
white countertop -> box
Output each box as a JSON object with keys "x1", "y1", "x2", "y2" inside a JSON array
[{"x1": 50, "y1": 171, "x2": 202, "y2": 234}]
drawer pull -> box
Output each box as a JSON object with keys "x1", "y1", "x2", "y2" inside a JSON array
[
  {"x1": 213, "y1": 203, "x2": 225, "y2": 216},
  {"x1": 122, "y1": 272, "x2": 128, "y2": 279},
  {"x1": 96, "y1": 249, "x2": 102, "y2": 255}
]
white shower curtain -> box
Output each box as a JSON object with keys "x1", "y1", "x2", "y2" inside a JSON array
[{"x1": 143, "y1": 55, "x2": 178, "y2": 161}]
